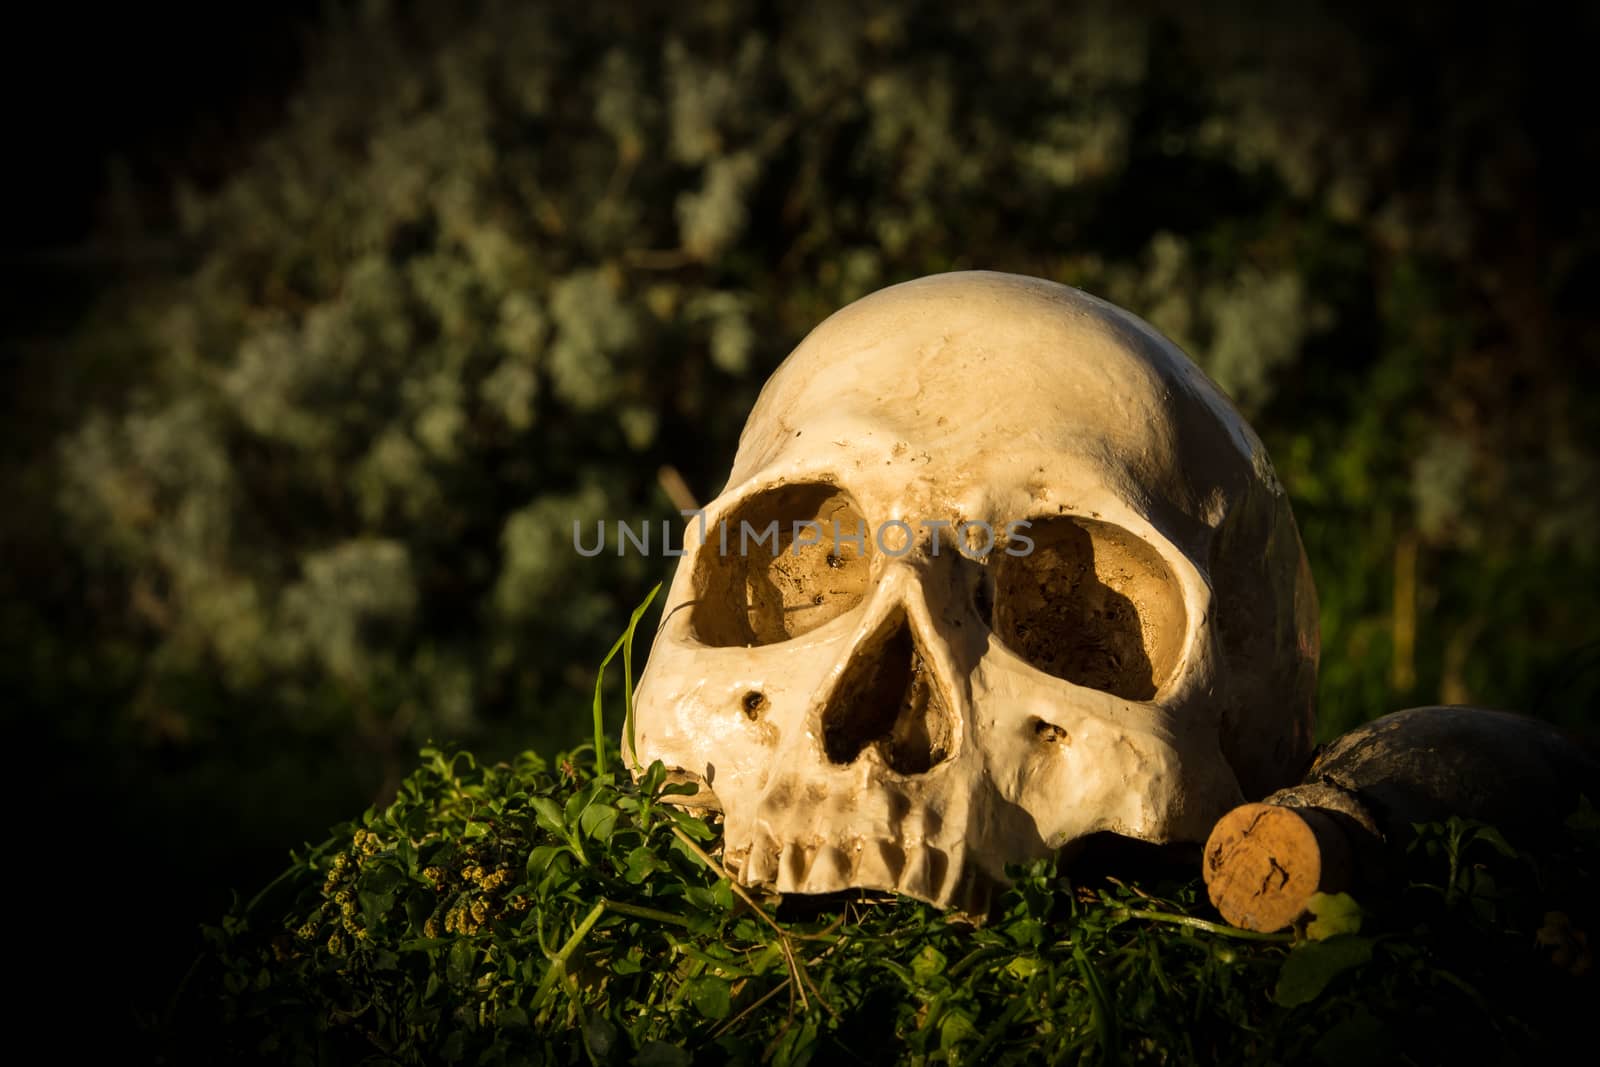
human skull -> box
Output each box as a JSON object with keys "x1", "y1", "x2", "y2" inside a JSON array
[{"x1": 628, "y1": 271, "x2": 1318, "y2": 914}]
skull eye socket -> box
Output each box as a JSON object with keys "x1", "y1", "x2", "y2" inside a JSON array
[
  {"x1": 690, "y1": 483, "x2": 871, "y2": 647},
  {"x1": 990, "y1": 516, "x2": 1185, "y2": 700}
]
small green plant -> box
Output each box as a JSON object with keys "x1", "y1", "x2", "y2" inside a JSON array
[
  {"x1": 173, "y1": 601, "x2": 1597, "y2": 1064},
  {"x1": 177, "y1": 768, "x2": 1598, "y2": 1065}
]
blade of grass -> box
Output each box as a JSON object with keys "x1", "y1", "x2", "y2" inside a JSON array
[
  {"x1": 1112, "y1": 908, "x2": 1295, "y2": 942},
  {"x1": 590, "y1": 580, "x2": 663, "y2": 778},
  {"x1": 532, "y1": 901, "x2": 608, "y2": 1022},
  {"x1": 1074, "y1": 945, "x2": 1121, "y2": 1067},
  {"x1": 622, "y1": 581, "x2": 661, "y2": 772},
  {"x1": 602, "y1": 899, "x2": 695, "y2": 928},
  {"x1": 670, "y1": 825, "x2": 816, "y2": 1013},
  {"x1": 710, "y1": 974, "x2": 794, "y2": 1039}
]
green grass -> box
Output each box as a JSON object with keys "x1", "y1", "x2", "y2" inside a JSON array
[
  {"x1": 165, "y1": 607, "x2": 1598, "y2": 1065},
  {"x1": 170, "y1": 751, "x2": 1598, "y2": 1065}
]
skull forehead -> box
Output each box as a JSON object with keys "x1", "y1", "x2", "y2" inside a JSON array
[{"x1": 729, "y1": 273, "x2": 1264, "y2": 511}]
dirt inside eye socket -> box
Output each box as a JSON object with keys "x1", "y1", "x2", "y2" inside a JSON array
[
  {"x1": 989, "y1": 516, "x2": 1185, "y2": 701},
  {"x1": 690, "y1": 483, "x2": 872, "y2": 647}
]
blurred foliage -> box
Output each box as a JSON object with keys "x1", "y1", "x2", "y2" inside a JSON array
[
  {"x1": 4, "y1": 0, "x2": 1599, "y2": 1034},
  {"x1": 175, "y1": 742, "x2": 1599, "y2": 1063}
]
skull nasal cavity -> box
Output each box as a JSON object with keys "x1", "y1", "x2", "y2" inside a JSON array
[{"x1": 821, "y1": 617, "x2": 953, "y2": 773}]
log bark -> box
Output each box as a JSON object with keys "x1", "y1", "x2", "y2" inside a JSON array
[{"x1": 1204, "y1": 705, "x2": 1598, "y2": 932}]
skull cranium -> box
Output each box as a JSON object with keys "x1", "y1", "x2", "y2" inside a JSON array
[{"x1": 628, "y1": 271, "x2": 1318, "y2": 914}]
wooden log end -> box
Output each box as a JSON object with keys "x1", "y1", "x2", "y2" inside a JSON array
[{"x1": 1203, "y1": 802, "x2": 1352, "y2": 932}]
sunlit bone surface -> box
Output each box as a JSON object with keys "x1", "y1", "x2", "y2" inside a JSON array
[{"x1": 627, "y1": 271, "x2": 1318, "y2": 914}]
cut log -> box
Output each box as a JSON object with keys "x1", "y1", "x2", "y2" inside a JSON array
[
  {"x1": 1204, "y1": 803, "x2": 1353, "y2": 933},
  {"x1": 1204, "y1": 705, "x2": 1598, "y2": 932}
]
